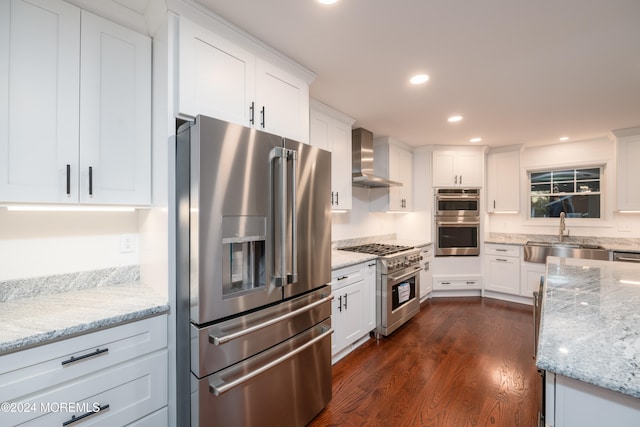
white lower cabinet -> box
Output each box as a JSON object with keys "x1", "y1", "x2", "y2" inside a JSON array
[
  {"x1": 0, "y1": 315, "x2": 168, "y2": 426},
  {"x1": 331, "y1": 262, "x2": 375, "y2": 363},
  {"x1": 419, "y1": 245, "x2": 433, "y2": 300},
  {"x1": 484, "y1": 244, "x2": 521, "y2": 295},
  {"x1": 521, "y1": 261, "x2": 546, "y2": 298},
  {"x1": 546, "y1": 372, "x2": 640, "y2": 427}
]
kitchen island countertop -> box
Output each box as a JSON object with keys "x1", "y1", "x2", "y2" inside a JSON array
[
  {"x1": 536, "y1": 256, "x2": 640, "y2": 398},
  {"x1": 0, "y1": 283, "x2": 169, "y2": 355}
]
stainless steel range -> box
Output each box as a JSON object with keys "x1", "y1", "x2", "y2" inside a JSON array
[{"x1": 340, "y1": 243, "x2": 422, "y2": 338}]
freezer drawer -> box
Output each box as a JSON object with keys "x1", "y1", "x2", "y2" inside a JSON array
[
  {"x1": 192, "y1": 287, "x2": 332, "y2": 377},
  {"x1": 192, "y1": 318, "x2": 332, "y2": 427}
]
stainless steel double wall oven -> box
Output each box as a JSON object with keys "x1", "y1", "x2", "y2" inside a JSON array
[
  {"x1": 434, "y1": 188, "x2": 480, "y2": 256},
  {"x1": 176, "y1": 116, "x2": 333, "y2": 426}
]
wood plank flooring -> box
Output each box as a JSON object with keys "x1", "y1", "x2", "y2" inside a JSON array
[{"x1": 309, "y1": 297, "x2": 540, "y2": 427}]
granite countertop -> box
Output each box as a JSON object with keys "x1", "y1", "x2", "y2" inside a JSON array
[
  {"x1": 0, "y1": 278, "x2": 169, "y2": 355},
  {"x1": 485, "y1": 233, "x2": 640, "y2": 253},
  {"x1": 331, "y1": 250, "x2": 377, "y2": 270},
  {"x1": 536, "y1": 257, "x2": 640, "y2": 398}
]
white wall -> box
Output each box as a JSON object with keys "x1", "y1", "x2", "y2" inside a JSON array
[
  {"x1": 0, "y1": 209, "x2": 139, "y2": 281},
  {"x1": 486, "y1": 137, "x2": 640, "y2": 238},
  {"x1": 331, "y1": 186, "x2": 396, "y2": 241},
  {"x1": 332, "y1": 149, "x2": 433, "y2": 243}
]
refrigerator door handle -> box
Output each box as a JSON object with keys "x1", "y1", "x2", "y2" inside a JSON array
[
  {"x1": 288, "y1": 149, "x2": 298, "y2": 284},
  {"x1": 270, "y1": 147, "x2": 288, "y2": 287}
]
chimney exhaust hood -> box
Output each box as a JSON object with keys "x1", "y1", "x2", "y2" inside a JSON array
[{"x1": 352, "y1": 128, "x2": 402, "y2": 188}]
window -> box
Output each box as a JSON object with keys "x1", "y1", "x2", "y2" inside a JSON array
[{"x1": 529, "y1": 167, "x2": 601, "y2": 218}]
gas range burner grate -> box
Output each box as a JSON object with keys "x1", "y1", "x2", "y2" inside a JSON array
[{"x1": 339, "y1": 243, "x2": 414, "y2": 256}]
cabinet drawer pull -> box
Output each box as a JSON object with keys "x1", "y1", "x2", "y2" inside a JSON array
[
  {"x1": 496, "y1": 249, "x2": 507, "y2": 252},
  {"x1": 496, "y1": 258, "x2": 508, "y2": 262},
  {"x1": 61, "y1": 348, "x2": 109, "y2": 366},
  {"x1": 62, "y1": 404, "x2": 109, "y2": 426},
  {"x1": 336, "y1": 191, "x2": 339, "y2": 205},
  {"x1": 338, "y1": 295, "x2": 342, "y2": 312},
  {"x1": 66, "y1": 164, "x2": 71, "y2": 196},
  {"x1": 336, "y1": 275, "x2": 348, "y2": 281},
  {"x1": 88, "y1": 166, "x2": 93, "y2": 196},
  {"x1": 466, "y1": 281, "x2": 476, "y2": 285},
  {"x1": 260, "y1": 106, "x2": 265, "y2": 128},
  {"x1": 249, "y1": 101, "x2": 255, "y2": 125},
  {"x1": 343, "y1": 293, "x2": 348, "y2": 310}
]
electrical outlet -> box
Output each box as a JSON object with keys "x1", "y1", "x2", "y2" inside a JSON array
[
  {"x1": 618, "y1": 222, "x2": 632, "y2": 232},
  {"x1": 120, "y1": 234, "x2": 135, "y2": 253}
]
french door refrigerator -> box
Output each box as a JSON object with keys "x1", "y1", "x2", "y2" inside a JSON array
[{"x1": 176, "y1": 115, "x2": 333, "y2": 426}]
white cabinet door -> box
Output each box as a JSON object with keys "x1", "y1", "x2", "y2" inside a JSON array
[
  {"x1": 487, "y1": 150, "x2": 519, "y2": 212},
  {"x1": 330, "y1": 119, "x2": 353, "y2": 209},
  {"x1": 339, "y1": 281, "x2": 365, "y2": 344},
  {"x1": 370, "y1": 139, "x2": 413, "y2": 211},
  {"x1": 432, "y1": 150, "x2": 483, "y2": 188},
  {"x1": 178, "y1": 18, "x2": 255, "y2": 127},
  {"x1": 0, "y1": 0, "x2": 80, "y2": 203},
  {"x1": 616, "y1": 136, "x2": 640, "y2": 211},
  {"x1": 432, "y1": 151, "x2": 457, "y2": 187},
  {"x1": 457, "y1": 151, "x2": 483, "y2": 187},
  {"x1": 485, "y1": 256, "x2": 520, "y2": 294},
  {"x1": 398, "y1": 147, "x2": 413, "y2": 210},
  {"x1": 309, "y1": 101, "x2": 354, "y2": 210},
  {"x1": 256, "y1": 59, "x2": 309, "y2": 143},
  {"x1": 364, "y1": 261, "x2": 376, "y2": 331},
  {"x1": 80, "y1": 11, "x2": 151, "y2": 205},
  {"x1": 520, "y1": 261, "x2": 545, "y2": 297}
]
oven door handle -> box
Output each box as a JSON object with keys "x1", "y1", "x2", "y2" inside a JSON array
[
  {"x1": 209, "y1": 326, "x2": 334, "y2": 396},
  {"x1": 388, "y1": 267, "x2": 421, "y2": 282},
  {"x1": 435, "y1": 221, "x2": 480, "y2": 226},
  {"x1": 209, "y1": 294, "x2": 333, "y2": 345}
]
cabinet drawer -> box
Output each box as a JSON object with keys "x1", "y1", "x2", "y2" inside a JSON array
[
  {"x1": 485, "y1": 244, "x2": 520, "y2": 258},
  {"x1": 3, "y1": 350, "x2": 168, "y2": 426},
  {"x1": 0, "y1": 315, "x2": 167, "y2": 404},
  {"x1": 331, "y1": 264, "x2": 365, "y2": 290},
  {"x1": 434, "y1": 277, "x2": 481, "y2": 290}
]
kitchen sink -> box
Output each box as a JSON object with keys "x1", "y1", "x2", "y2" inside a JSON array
[{"x1": 523, "y1": 241, "x2": 610, "y2": 263}]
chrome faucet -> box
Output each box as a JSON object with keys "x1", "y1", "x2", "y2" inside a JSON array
[{"x1": 559, "y1": 211, "x2": 567, "y2": 242}]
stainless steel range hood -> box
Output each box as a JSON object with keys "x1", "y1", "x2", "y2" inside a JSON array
[{"x1": 352, "y1": 128, "x2": 402, "y2": 188}]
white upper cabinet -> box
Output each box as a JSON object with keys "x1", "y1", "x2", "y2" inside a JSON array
[
  {"x1": 615, "y1": 130, "x2": 640, "y2": 211},
  {"x1": 309, "y1": 100, "x2": 355, "y2": 210},
  {"x1": 370, "y1": 138, "x2": 413, "y2": 212},
  {"x1": 0, "y1": 0, "x2": 80, "y2": 203},
  {"x1": 178, "y1": 17, "x2": 311, "y2": 143},
  {"x1": 0, "y1": 0, "x2": 151, "y2": 205},
  {"x1": 255, "y1": 59, "x2": 309, "y2": 143},
  {"x1": 487, "y1": 149, "x2": 520, "y2": 212},
  {"x1": 178, "y1": 19, "x2": 255, "y2": 127},
  {"x1": 432, "y1": 150, "x2": 483, "y2": 187},
  {"x1": 79, "y1": 12, "x2": 151, "y2": 205}
]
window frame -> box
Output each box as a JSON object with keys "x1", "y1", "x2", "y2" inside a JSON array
[{"x1": 527, "y1": 165, "x2": 604, "y2": 221}]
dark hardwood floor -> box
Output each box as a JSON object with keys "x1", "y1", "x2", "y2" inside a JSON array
[{"x1": 309, "y1": 297, "x2": 540, "y2": 427}]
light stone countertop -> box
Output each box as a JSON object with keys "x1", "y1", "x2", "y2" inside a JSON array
[
  {"x1": 536, "y1": 257, "x2": 640, "y2": 398},
  {"x1": 0, "y1": 283, "x2": 169, "y2": 355},
  {"x1": 485, "y1": 232, "x2": 640, "y2": 253},
  {"x1": 331, "y1": 250, "x2": 377, "y2": 270}
]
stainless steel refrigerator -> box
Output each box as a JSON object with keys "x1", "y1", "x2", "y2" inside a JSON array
[{"x1": 176, "y1": 115, "x2": 333, "y2": 426}]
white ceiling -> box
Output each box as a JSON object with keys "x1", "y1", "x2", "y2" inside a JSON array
[{"x1": 195, "y1": 0, "x2": 640, "y2": 148}]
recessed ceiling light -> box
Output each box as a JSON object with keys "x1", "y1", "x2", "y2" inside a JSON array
[
  {"x1": 448, "y1": 115, "x2": 463, "y2": 123},
  {"x1": 317, "y1": 0, "x2": 339, "y2": 4},
  {"x1": 409, "y1": 74, "x2": 429, "y2": 85},
  {"x1": 469, "y1": 137, "x2": 482, "y2": 143},
  {"x1": 559, "y1": 136, "x2": 569, "y2": 141}
]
